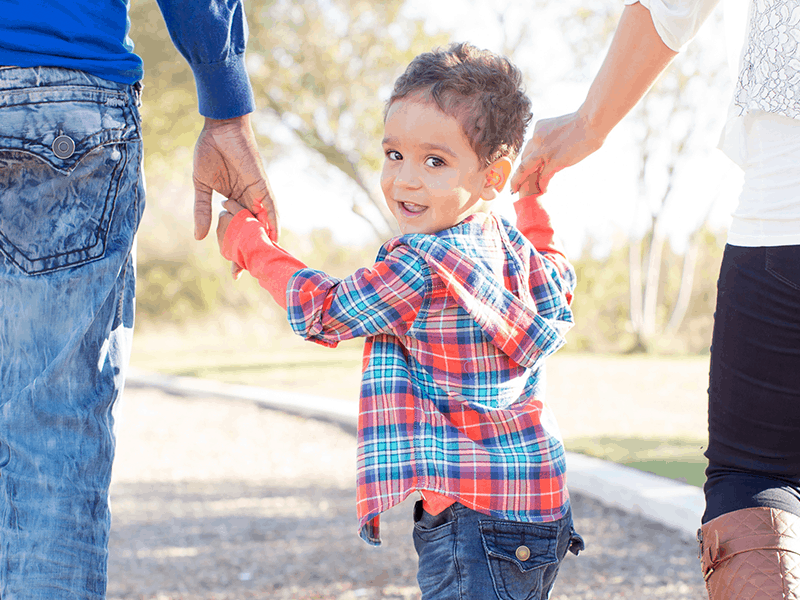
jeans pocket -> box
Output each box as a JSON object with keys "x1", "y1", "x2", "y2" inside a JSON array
[
  {"x1": 413, "y1": 500, "x2": 456, "y2": 542},
  {"x1": 765, "y1": 246, "x2": 800, "y2": 291},
  {"x1": 413, "y1": 501, "x2": 458, "y2": 599},
  {"x1": 479, "y1": 520, "x2": 561, "y2": 600},
  {"x1": 0, "y1": 85, "x2": 139, "y2": 274}
]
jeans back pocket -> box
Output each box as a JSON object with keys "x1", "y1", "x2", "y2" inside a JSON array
[
  {"x1": 765, "y1": 246, "x2": 800, "y2": 292},
  {"x1": 479, "y1": 520, "x2": 561, "y2": 600},
  {"x1": 0, "y1": 86, "x2": 140, "y2": 274}
]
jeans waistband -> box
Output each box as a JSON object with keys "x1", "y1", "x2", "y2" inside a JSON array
[{"x1": 0, "y1": 66, "x2": 141, "y2": 107}]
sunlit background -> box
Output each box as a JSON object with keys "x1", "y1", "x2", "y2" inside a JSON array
[
  {"x1": 129, "y1": 0, "x2": 741, "y2": 360},
  {"x1": 111, "y1": 4, "x2": 735, "y2": 594}
]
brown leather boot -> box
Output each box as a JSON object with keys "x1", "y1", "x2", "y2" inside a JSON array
[{"x1": 698, "y1": 507, "x2": 800, "y2": 599}]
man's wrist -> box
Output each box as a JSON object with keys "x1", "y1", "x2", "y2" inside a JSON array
[{"x1": 203, "y1": 114, "x2": 251, "y2": 130}]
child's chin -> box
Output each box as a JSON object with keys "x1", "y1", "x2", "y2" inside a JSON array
[{"x1": 400, "y1": 224, "x2": 429, "y2": 235}]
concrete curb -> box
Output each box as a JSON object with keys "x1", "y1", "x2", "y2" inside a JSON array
[{"x1": 126, "y1": 368, "x2": 703, "y2": 541}]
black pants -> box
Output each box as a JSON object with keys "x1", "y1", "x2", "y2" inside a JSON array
[{"x1": 703, "y1": 244, "x2": 800, "y2": 523}]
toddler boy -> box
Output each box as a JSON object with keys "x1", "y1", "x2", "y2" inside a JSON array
[{"x1": 217, "y1": 42, "x2": 583, "y2": 600}]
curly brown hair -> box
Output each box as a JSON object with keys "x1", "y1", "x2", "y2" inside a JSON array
[{"x1": 387, "y1": 42, "x2": 533, "y2": 167}]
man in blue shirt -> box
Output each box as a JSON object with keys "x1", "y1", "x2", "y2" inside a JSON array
[{"x1": 0, "y1": 2, "x2": 278, "y2": 598}]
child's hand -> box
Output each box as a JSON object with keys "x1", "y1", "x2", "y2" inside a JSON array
[
  {"x1": 217, "y1": 199, "x2": 258, "y2": 279},
  {"x1": 516, "y1": 169, "x2": 543, "y2": 199}
]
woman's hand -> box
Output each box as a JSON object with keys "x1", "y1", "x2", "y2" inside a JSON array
[
  {"x1": 510, "y1": 3, "x2": 678, "y2": 197},
  {"x1": 510, "y1": 111, "x2": 606, "y2": 196}
]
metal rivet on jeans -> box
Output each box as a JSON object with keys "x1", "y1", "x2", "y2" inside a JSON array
[
  {"x1": 52, "y1": 135, "x2": 76, "y2": 159},
  {"x1": 515, "y1": 545, "x2": 531, "y2": 561}
]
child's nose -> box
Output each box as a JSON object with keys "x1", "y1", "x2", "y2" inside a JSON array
[{"x1": 395, "y1": 162, "x2": 420, "y2": 188}]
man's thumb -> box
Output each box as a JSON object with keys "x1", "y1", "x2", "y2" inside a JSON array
[{"x1": 193, "y1": 181, "x2": 213, "y2": 240}]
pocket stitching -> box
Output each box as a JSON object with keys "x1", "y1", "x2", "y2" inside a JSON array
[
  {"x1": 0, "y1": 144, "x2": 129, "y2": 274},
  {"x1": 479, "y1": 520, "x2": 559, "y2": 600},
  {"x1": 765, "y1": 248, "x2": 800, "y2": 291}
]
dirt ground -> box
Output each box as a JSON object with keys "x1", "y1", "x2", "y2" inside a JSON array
[{"x1": 108, "y1": 383, "x2": 707, "y2": 599}]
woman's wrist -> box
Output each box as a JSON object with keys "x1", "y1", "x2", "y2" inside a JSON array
[{"x1": 572, "y1": 106, "x2": 609, "y2": 155}]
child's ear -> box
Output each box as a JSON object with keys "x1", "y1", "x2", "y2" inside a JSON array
[{"x1": 481, "y1": 157, "x2": 513, "y2": 200}]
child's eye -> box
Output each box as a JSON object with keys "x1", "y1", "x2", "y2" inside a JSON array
[
  {"x1": 386, "y1": 150, "x2": 402, "y2": 161},
  {"x1": 425, "y1": 156, "x2": 445, "y2": 168}
]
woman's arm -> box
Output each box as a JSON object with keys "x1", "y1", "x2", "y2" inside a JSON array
[{"x1": 509, "y1": 2, "x2": 678, "y2": 194}]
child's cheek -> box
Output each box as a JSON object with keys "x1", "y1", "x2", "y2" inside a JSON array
[{"x1": 427, "y1": 171, "x2": 458, "y2": 191}]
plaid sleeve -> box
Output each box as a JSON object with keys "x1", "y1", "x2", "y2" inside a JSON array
[
  {"x1": 286, "y1": 245, "x2": 428, "y2": 347},
  {"x1": 538, "y1": 250, "x2": 577, "y2": 309}
]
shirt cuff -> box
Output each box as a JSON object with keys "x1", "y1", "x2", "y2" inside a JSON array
[
  {"x1": 190, "y1": 52, "x2": 256, "y2": 119},
  {"x1": 222, "y1": 210, "x2": 307, "y2": 309}
]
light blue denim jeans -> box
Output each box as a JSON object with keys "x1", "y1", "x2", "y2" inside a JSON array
[
  {"x1": 0, "y1": 66, "x2": 144, "y2": 599},
  {"x1": 413, "y1": 501, "x2": 584, "y2": 600}
]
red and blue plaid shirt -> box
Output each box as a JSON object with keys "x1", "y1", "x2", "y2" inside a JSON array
[{"x1": 287, "y1": 210, "x2": 576, "y2": 545}]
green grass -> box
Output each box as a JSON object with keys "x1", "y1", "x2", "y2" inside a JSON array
[
  {"x1": 565, "y1": 436, "x2": 707, "y2": 487},
  {"x1": 131, "y1": 319, "x2": 365, "y2": 400}
]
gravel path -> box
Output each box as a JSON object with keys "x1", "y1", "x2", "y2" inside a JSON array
[{"x1": 108, "y1": 384, "x2": 707, "y2": 599}]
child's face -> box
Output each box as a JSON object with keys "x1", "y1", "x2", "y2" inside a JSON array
[{"x1": 381, "y1": 98, "x2": 494, "y2": 235}]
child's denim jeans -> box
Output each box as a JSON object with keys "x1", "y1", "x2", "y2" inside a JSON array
[
  {"x1": 0, "y1": 66, "x2": 144, "y2": 599},
  {"x1": 413, "y1": 500, "x2": 584, "y2": 600}
]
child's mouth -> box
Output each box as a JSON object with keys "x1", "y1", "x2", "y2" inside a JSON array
[{"x1": 400, "y1": 201, "x2": 426, "y2": 215}]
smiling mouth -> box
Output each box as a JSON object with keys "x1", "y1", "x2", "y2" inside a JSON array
[{"x1": 399, "y1": 201, "x2": 427, "y2": 215}]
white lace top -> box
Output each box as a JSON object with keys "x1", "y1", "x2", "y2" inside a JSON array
[
  {"x1": 733, "y1": 0, "x2": 800, "y2": 121},
  {"x1": 626, "y1": 0, "x2": 800, "y2": 246}
]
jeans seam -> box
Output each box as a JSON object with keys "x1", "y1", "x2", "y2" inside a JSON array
[
  {"x1": 765, "y1": 266, "x2": 800, "y2": 291},
  {"x1": 452, "y1": 510, "x2": 464, "y2": 600},
  {"x1": 765, "y1": 247, "x2": 800, "y2": 291}
]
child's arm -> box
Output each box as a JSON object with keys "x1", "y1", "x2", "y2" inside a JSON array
[
  {"x1": 217, "y1": 201, "x2": 428, "y2": 347},
  {"x1": 286, "y1": 245, "x2": 427, "y2": 347},
  {"x1": 513, "y1": 179, "x2": 577, "y2": 307},
  {"x1": 513, "y1": 178, "x2": 566, "y2": 259}
]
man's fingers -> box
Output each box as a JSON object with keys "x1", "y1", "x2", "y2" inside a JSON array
[
  {"x1": 257, "y1": 202, "x2": 280, "y2": 242},
  {"x1": 244, "y1": 180, "x2": 280, "y2": 242},
  {"x1": 193, "y1": 182, "x2": 213, "y2": 240}
]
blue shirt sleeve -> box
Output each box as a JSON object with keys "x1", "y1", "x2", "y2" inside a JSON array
[{"x1": 155, "y1": 0, "x2": 256, "y2": 119}]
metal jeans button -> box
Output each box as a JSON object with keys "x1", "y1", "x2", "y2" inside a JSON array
[
  {"x1": 515, "y1": 545, "x2": 531, "y2": 561},
  {"x1": 52, "y1": 135, "x2": 75, "y2": 159}
]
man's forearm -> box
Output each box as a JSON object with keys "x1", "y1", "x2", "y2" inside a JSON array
[{"x1": 578, "y1": 2, "x2": 679, "y2": 140}]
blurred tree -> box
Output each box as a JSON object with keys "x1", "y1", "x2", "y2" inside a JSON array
[
  {"x1": 130, "y1": 0, "x2": 448, "y2": 241},
  {"x1": 568, "y1": 226, "x2": 724, "y2": 354},
  {"x1": 557, "y1": 3, "x2": 731, "y2": 352},
  {"x1": 245, "y1": 0, "x2": 449, "y2": 239},
  {"x1": 128, "y1": 1, "x2": 202, "y2": 166},
  {"x1": 568, "y1": 238, "x2": 633, "y2": 352},
  {"x1": 625, "y1": 17, "x2": 730, "y2": 352},
  {"x1": 126, "y1": 0, "x2": 446, "y2": 325}
]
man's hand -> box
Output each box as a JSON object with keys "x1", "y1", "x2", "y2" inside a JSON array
[
  {"x1": 193, "y1": 114, "x2": 279, "y2": 242},
  {"x1": 509, "y1": 111, "x2": 606, "y2": 196}
]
